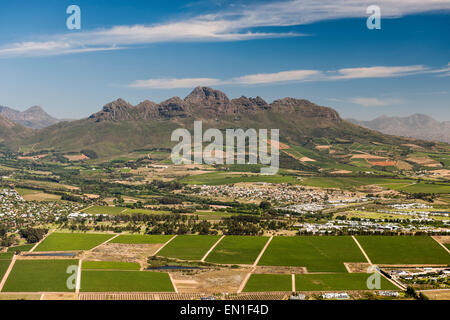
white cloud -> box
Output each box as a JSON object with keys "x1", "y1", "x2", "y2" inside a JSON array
[
  {"x1": 349, "y1": 97, "x2": 405, "y2": 107},
  {"x1": 329, "y1": 65, "x2": 428, "y2": 80},
  {"x1": 1, "y1": 0, "x2": 449, "y2": 57},
  {"x1": 232, "y1": 70, "x2": 320, "y2": 84},
  {"x1": 129, "y1": 78, "x2": 222, "y2": 89},
  {"x1": 129, "y1": 63, "x2": 448, "y2": 89}
]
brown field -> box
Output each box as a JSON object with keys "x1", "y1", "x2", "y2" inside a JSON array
[
  {"x1": 315, "y1": 145, "x2": 331, "y2": 150},
  {"x1": 22, "y1": 192, "x2": 61, "y2": 201},
  {"x1": 300, "y1": 157, "x2": 316, "y2": 162},
  {"x1": 351, "y1": 154, "x2": 386, "y2": 160},
  {"x1": 171, "y1": 267, "x2": 250, "y2": 293},
  {"x1": 64, "y1": 154, "x2": 89, "y2": 161},
  {"x1": 432, "y1": 236, "x2": 450, "y2": 245},
  {"x1": 429, "y1": 169, "x2": 450, "y2": 178},
  {"x1": 406, "y1": 156, "x2": 442, "y2": 167},
  {"x1": 267, "y1": 140, "x2": 290, "y2": 150},
  {"x1": 82, "y1": 243, "x2": 163, "y2": 267},
  {"x1": 396, "y1": 160, "x2": 413, "y2": 170},
  {"x1": 421, "y1": 289, "x2": 450, "y2": 300},
  {"x1": 369, "y1": 160, "x2": 397, "y2": 167},
  {"x1": 18, "y1": 154, "x2": 47, "y2": 160},
  {"x1": 331, "y1": 170, "x2": 352, "y2": 174}
]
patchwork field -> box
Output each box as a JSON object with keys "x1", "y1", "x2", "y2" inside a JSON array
[
  {"x1": 243, "y1": 274, "x2": 292, "y2": 292},
  {"x1": 7, "y1": 244, "x2": 34, "y2": 252},
  {"x1": 82, "y1": 261, "x2": 141, "y2": 270},
  {"x1": 0, "y1": 259, "x2": 11, "y2": 280},
  {"x1": 206, "y1": 236, "x2": 268, "y2": 265},
  {"x1": 258, "y1": 236, "x2": 366, "y2": 272},
  {"x1": 295, "y1": 273, "x2": 397, "y2": 291},
  {"x1": 158, "y1": 235, "x2": 221, "y2": 260},
  {"x1": 356, "y1": 236, "x2": 450, "y2": 265},
  {"x1": 110, "y1": 234, "x2": 173, "y2": 244},
  {"x1": 81, "y1": 270, "x2": 174, "y2": 292},
  {"x1": 82, "y1": 206, "x2": 126, "y2": 215},
  {"x1": 3, "y1": 260, "x2": 77, "y2": 292},
  {"x1": 180, "y1": 172, "x2": 298, "y2": 185},
  {"x1": 35, "y1": 233, "x2": 115, "y2": 251},
  {"x1": 0, "y1": 252, "x2": 14, "y2": 260}
]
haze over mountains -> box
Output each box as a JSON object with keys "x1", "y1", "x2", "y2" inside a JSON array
[
  {"x1": 348, "y1": 114, "x2": 450, "y2": 144},
  {"x1": 0, "y1": 105, "x2": 60, "y2": 129}
]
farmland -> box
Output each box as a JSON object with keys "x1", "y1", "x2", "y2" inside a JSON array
[
  {"x1": 35, "y1": 232, "x2": 115, "y2": 251},
  {"x1": 82, "y1": 261, "x2": 141, "y2": 270},
  {"x1": 180, "y1": 172, "x2": 299, "y2": 185},
  {"x1": 205, "y1": 236, "x2": 269, "y2": 265},
  {"x1": 294, "y1": 273, "x2": 398, "y2": 291},
  {"x1": 157, "y1": 235, "x2": 221, "y2": 260},
  {"x1": 110, "y1": 234, "x2": 173, "y2": 244},
  {"x1": 81, "y1": 270, "x2": 174, "y2": 292},
  {"x1": 0, "y1": 260, "x2": 10, "y2": 280},
  {"x1": 3, "y1": 260, "x2": 77, "y2": 292},
  {"x1": 355, "y1": 236, "x2": 450, "y2": 265},
  {"x1": 243, "y1": 274, "x2": 292, "y2": 292},
  {"x1": 82, "y1": 206, "x2": 126, "y2": 215},
  {"x1": 258, "y1": 236, "x2": 366, "y2": 272}
]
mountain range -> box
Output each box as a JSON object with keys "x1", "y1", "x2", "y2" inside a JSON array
[
  {"x1": 0, "y1": 105, "x2": 60, "y2": 129},
  {"x1": 0, "y1": 87, "x2": 442, "y2": 158},
  {"x1": 348, "y1": 114, "x2": 450, "y2": 144}
]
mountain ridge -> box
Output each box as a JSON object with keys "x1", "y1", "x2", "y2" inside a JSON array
[
  {"x1": 0, "y1": 104, "x2": 60, "y2": 129},
  {"x1": 348, "y1": 113, "x2": 450, "y2": 144}
]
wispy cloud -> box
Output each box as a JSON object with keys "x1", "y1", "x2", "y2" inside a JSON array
[
  {"x1": 129, "y1": 78, "x2": 222, "y2": 89},
  {"x1": 129, "y1": 63, "x2": 449, "y2": 89},
  {"x1": 1, "y1": 0, "x2": 449, "y2": 57},
  {"x1": 349, "y1": 97, "x2": 405, "y2": 107},
  {"x1": 329, "y1": 65, "x2": 428, "y2": 80},
  {"x1": 232, "y1": 70, "x2": 320, "y2": 84}
]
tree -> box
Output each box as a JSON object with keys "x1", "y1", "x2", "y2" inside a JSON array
[{"x1": 259, "y1": 201, "x2": 271, "y2": 211}]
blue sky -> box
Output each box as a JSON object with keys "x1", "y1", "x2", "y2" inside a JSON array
[{"x1": 0, "y1": 0, "x2": 449, "y2": 120}]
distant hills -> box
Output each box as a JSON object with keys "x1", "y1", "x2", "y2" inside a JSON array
[
  {"x1": 0, "y1": 87, "x2": 444, "y2": 161},
  {"x1": 0, "y1": 105, "x2": 60, "y2": 129},
  {"x1": 20, "y1": 86, "x2": 412, "y2": 158},
  {"x1": 348, "y1": 114, "x2": 450, "y2": 144}
]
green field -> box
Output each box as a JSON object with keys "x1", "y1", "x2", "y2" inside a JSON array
[
  {"x1": 82, "y1": 206, "x2": 126, "y2": 215},
  {"x1": 7, "y1": 244, "x2": 34, "y2": 252},
  {"x1": 3, "y1": 260, "x2": 77, "y2": 292},
  {"x1": 243, "y1": 274, "x2": 292, "y2": 292},
  {"x1": 356, "y1": 236, "x2": 450, "y2": 265},
  {"x1": 157, "y1": 235, "x2": 220, "y2": 260},
  {"x1": 206, "y1": 236, "x2": 268, "y2": 265},
  {"x1": 395, "y1": 183, "x2": 450, "y2": 194},
  {"x1": 81, "y1": 271, "x2": 174, "y2": 292},
  {"x1": 82, "y1": 261, "x2": 141, "y2": 270},
  {"x1": 180, "y1": 172, "x2": 298, "y2": 185},
  {"x1": 110, "y1": 234, "x2": 173, "y2": 244},
  {"x1": 295, "y1": 273, "x2": 398, "y2": 291},
  {"x1": 0, "y1": 260, "x2": 11, "y2": 280},
  {"x1": 0, "y1": 252, "x2": 14, "y2": 259},
  {"x1": 35, "y1": 232, "x2": 115, "y2": 251},
  {"x1": 258, "y1": 236, "x2": 366, "y2": 272},
  {"x1": 299, "y1": 177, "x2": 412, "y2": 189}
]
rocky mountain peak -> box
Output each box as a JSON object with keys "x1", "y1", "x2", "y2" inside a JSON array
[{"x1": 184, "y1": 86, "x2": 230, "y2": 106}]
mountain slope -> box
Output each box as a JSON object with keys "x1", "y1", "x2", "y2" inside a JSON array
[
  {"x1": 21, "y1": 87, "x2": 423, "y2": 158},
  {"x1": 0, "y1": 105, "x2": 60, "y2": 129},
  {"x1": 348, "y1": 114, "x2": 450, "y2": 143},
  {"x1": 0, "y1": 114, "x2": 33, "y2": 148}
]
